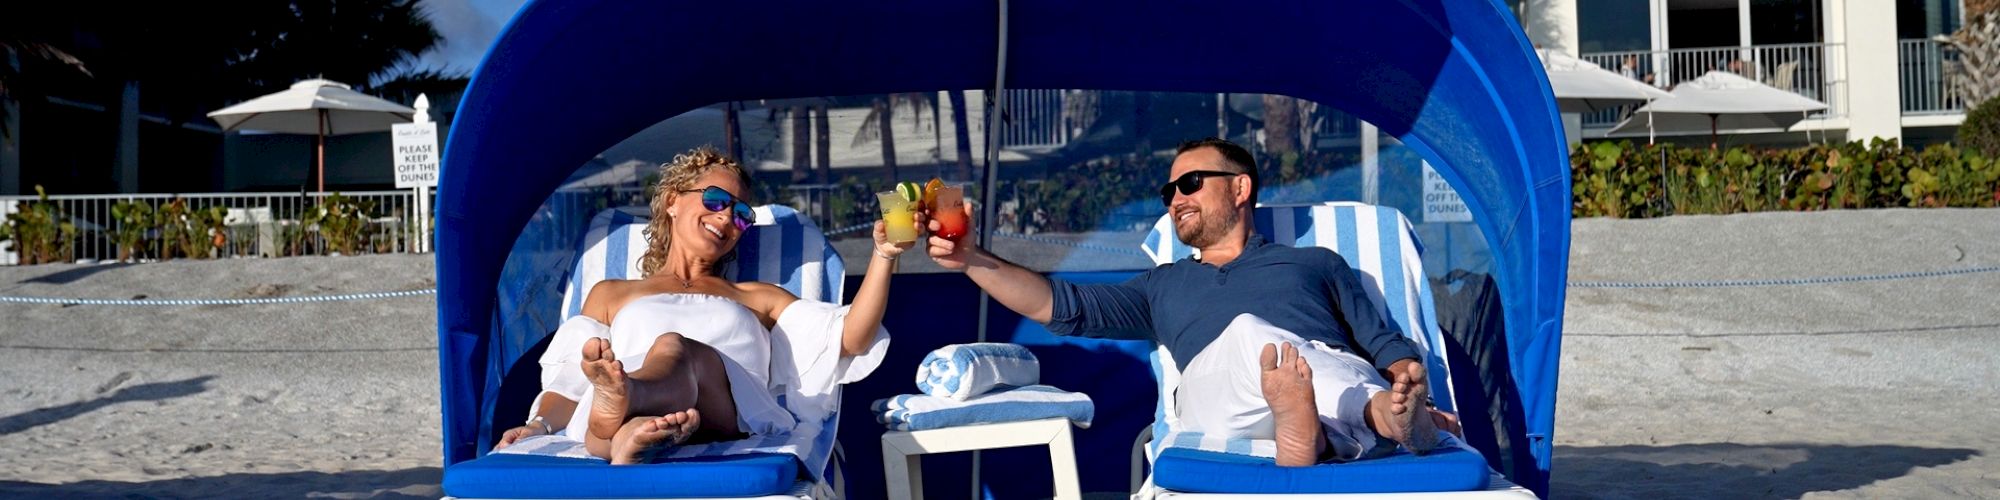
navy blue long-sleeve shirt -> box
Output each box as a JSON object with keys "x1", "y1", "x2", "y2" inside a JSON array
[{"x1": 1045, "y1": 233, "x2": 1419, "y2": 372}]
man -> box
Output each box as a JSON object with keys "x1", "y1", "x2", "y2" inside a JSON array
[{"x1": 923, "y1": 137, "x2": 1443, "y2": 466}]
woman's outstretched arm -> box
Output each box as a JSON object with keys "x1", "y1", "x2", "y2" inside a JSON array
[{"x1": 842, "y1": 220, "x2": 915, "y2": 356}]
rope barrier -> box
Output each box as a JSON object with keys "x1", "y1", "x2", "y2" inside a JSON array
[
  {"x1": 5, "y1": 255, "x2": 1989, "y2": 306},
  {"x1": 0, "y1": 289, "x2": 435, "y2": 306},
  {"x1": 1568, "y1": 265, "x2": 2000, "y2": 289}
]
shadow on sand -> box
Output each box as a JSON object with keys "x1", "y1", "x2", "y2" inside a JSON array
[
  {"x1": 1552, "y1": 442, "x2": 1979, "y2": 499},
  {"x1": 17, "y1": 263, "x2": 133, "y2": 285},
  {"x1": 0, "y1": 467, "x2": 442, "y2": 499},
  {"x1": 0, "y1": 375, "x2": 215, "y2": 436}
]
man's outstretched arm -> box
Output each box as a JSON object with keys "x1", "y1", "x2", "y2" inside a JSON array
[
  {"x1": 922, "y1": 206, "x2": 1055, "y2": 322},
  {"x1": 923, "y1": 205, "x2": 1152, "y2": 339}
]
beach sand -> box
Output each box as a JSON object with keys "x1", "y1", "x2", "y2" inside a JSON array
[
  {"x1": 0, "y1": 255, "x2": 442, "y2": 499},
  {"x1": 0, "y1": 208, "x2": 1995, "y2": 498}
]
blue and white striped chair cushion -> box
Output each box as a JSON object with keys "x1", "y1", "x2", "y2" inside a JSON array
[
  {"x1": 548, "y1": 204, "x2": 847, "y2": 482},
  {"x1": 560, "y1": 204, "x2": 846, "y2": 320},
  {"x1": 1141, "y1": 202, "x2": 1454, "y2": 458}
]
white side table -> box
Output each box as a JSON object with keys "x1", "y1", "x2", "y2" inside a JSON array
[{"x1": 880, "y1": 417, "x2": 1082, "y2": 500}]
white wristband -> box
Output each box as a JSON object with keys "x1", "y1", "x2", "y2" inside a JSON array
[{"x1": 874, "y1": 249, "x2": 900, "y2": 261}]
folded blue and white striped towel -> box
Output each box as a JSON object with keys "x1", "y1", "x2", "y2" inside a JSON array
[
  {"x1": 915, "y1": 343, "x2": 1040, "y2": 401},
  {"x1": 873, "y1": 385, "x2": 1093, "y2": 432}
]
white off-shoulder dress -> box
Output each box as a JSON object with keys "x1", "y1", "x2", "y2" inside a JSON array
[{"x1": 532, "y1": 292, "x2": 889, "y2": 444}]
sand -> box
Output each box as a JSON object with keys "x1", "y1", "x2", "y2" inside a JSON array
[
  {"x1": 1558, "y1": 208, "x2": 2000, "y2": 499},
  {"x1": 0, "y1": 208, "x2": 1994, "y2": 499},
  {"x1": 0, "y1": 255, "x2": 442, "y2": 499}
]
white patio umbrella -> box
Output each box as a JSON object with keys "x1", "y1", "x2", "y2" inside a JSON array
[
  {"x1": 1607, "y1": 71, "x2": 1827, "y2": 149},
  {"x1": 208, "y1": 79, "x2": 416, "y2": 191},
  {"x1": 1538, "y1": 49, "x2": 1671, "y2": 113}
]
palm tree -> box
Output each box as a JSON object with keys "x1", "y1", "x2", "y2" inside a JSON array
[
  {"x1": 949, "y1": 90, "x2": 974, "y2": 181},
  {"x1": 0, "y1": 21, "x2": 91, "y2": 143},
  {"x1": 221, "y1": 0, "x2": 443, "y2": 96},
  {"x1": 790, "y1": 105, "x2": 811, "y2": 182},
  {"x1": 1943, "y1": 0, "x2": 1999, "y2": 107},
  {"x1": 852, "y1": 94, "x2": 939, "y2": 182}
]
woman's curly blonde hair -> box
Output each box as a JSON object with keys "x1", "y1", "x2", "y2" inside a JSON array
[{"x1": 639, "y1": 146, "x2": 755, "y2": 278}]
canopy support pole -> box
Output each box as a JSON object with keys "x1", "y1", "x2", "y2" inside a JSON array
[
  {"x1": 972, "y1": 0, "x2": 1009, "y2": 494},
  {"x1": 976, "y1": 0, "x2": 1008, "y2": 345}
]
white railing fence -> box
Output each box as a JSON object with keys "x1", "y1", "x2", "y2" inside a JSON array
[
  {"x1": 999, "y1": 89, "x2": 1077, "y2": 149},
  {"x1": 1899, "y1": 39, "x2": 1970, "y2": 115},
  {"x1": 1, "y1": 191, "x2": 427, "y2": 264},
  {"x1": 1, "y1": 188, "x2": 658, "y2": 265},
  {"x1": 1580, "y1": 43, "x2": 1847, "y2": 128}
]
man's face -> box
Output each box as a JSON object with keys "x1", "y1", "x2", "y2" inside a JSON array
[{"x1": 1165, "y1": 147, "x2": 1246, "y2": 249}]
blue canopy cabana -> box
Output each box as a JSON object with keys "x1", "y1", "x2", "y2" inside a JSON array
[{"x1": 437, "y1": 0, "x2": 1569, "y2": 496}]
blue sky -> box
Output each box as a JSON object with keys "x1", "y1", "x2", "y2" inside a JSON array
[{"x1": 413, "y1": 0, "x2": 531, "y2": 74}]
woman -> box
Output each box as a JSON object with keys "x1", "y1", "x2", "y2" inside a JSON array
[{"x1": 494, "y1": 146, "x2": 909, "y2": 464}]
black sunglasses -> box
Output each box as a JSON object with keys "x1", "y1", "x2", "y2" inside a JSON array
[
  {"x1": 1158, "y1": 170, "x2": 1243, "y2": 207},
  {"x1": 682, "y1": 186, "x2": 754, "y2": 231}
]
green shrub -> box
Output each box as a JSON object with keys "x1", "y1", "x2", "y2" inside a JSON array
[
  {"x1": 1961, "y1": 95, "x2": 2000, "y2": 158},
  {"x1": 2, "y1": 185, "x2": 77, "y2": 264},
  {"x1": 109, "y1": 199, "x2": 153, "y2": 262},
  {"x1": 155, "y1": 198, "x2": 192, "y2": 260},
  {"x1": 1571, "y1": 140, "x2": 1999, "y2": 218},
  {"x1": 304, "y1": 193, "x2": 376, "y2": 255}
]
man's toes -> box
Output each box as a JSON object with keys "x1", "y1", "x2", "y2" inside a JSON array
[
  {"x1": 1260, "y1": 344, "x2": 1279, "y2": 371},
  {"x1": 1280, "y1": 343, "x2": 1300, "y2": 367}
]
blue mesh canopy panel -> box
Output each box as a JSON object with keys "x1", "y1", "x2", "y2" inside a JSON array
[{"x1": 436, "y1": 0, "x2": 1569, "y2": 495}]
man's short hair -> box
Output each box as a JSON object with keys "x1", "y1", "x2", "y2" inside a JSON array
[{"x1": 1176, "y1": 137, "x2": 1260, "y2": 206}]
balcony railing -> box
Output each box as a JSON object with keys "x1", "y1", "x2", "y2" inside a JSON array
[
  {"x1": 1899, "y1": 38, "x2": 1969, "y2": 116},
  {"x1": 1580, "y1": 43, "x2": 1846, "y2": 128},
  {"x1": 998, "y1": 89, "x2": 1078, "y2": 149}
]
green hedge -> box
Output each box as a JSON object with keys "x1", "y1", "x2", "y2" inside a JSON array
[{"x1": 1572, "y1": 140, "x2": 2000, "y2": 218}]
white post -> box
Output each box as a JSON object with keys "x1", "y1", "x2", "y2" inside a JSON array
[
  {"x1": 1738, "y1": 0, "x2": 1754, "y2": 47},
  {"x1": 1838, "y1": 1, "x2": 1902, "y2": 142},
  {"x1": 413, "y1": 94, "x2": 433, "y2": 253},
  {"x1": 1653, "y1": 0, "x2": 1671, "y2": 86},
  {"x1": 1360, "y1": 122, "x2": 1380, "y2": 206}
]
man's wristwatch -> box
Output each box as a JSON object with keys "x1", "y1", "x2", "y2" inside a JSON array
[{"x1": 526, "y1": 415, "x2": 553, "y2": 435}]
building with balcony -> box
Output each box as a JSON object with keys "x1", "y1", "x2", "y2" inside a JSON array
[{"x1": 1513, "y1": 0, "x2": 1971, "y2": 147}]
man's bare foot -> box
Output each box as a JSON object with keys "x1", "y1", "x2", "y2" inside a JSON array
[
  {"x1": 1367, "y1": 361, "x2": 1439, "y2": 454},
  {"x1": 582, "y1": 337, "x2": 629, "y2": 441},
  {"x1": 1260, "y1": 343, "x2": 1325, "y2": 467},
  {"x1": 609, "y1": 409, "x2": 702, "y2": 465}
]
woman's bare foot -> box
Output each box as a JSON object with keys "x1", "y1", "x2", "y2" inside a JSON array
[
  {"x1": 1260, "y1": 343, "x2": 1325, "y2": 467},
  {"x1": 609, "y1": 409, "x2": 702, "y2": 465},
  {"x1": 582, "y1": 337, "x2": 629, "y2": 441}
]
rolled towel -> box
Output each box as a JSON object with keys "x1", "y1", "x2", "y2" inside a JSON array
[
  {"x1": 915, "y1": 343, "x2": 1040, "y2": 400},
  {"x1": 872, "y1": 385, "x2": 1093, "y2": 432}
]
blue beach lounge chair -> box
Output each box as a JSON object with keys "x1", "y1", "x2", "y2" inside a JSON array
[
  {"x1": 1129, "y1": 203, "x2": 1536, "y2": 498},
  {"x1": 437, "y1": 1, "x2": 1571, "y2": 496},
  {"x1": 443, "y1": 205, "x2": 852, "y2": 499}
]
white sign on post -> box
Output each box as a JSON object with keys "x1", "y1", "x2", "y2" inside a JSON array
[
  {"x1": 1422, "y1": 162, "x2": 1472, "y2": 223},
  {"x1": 395, "y1": 94, "x2": 439, "y2": 253},
  {"x1": 391, "y1": 122, "x2": 439, "y2": 188}
]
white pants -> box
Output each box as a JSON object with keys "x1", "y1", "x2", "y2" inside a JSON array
[{"x1": 1177, "y1": 314, "x2": 1389, "y2": 461}]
